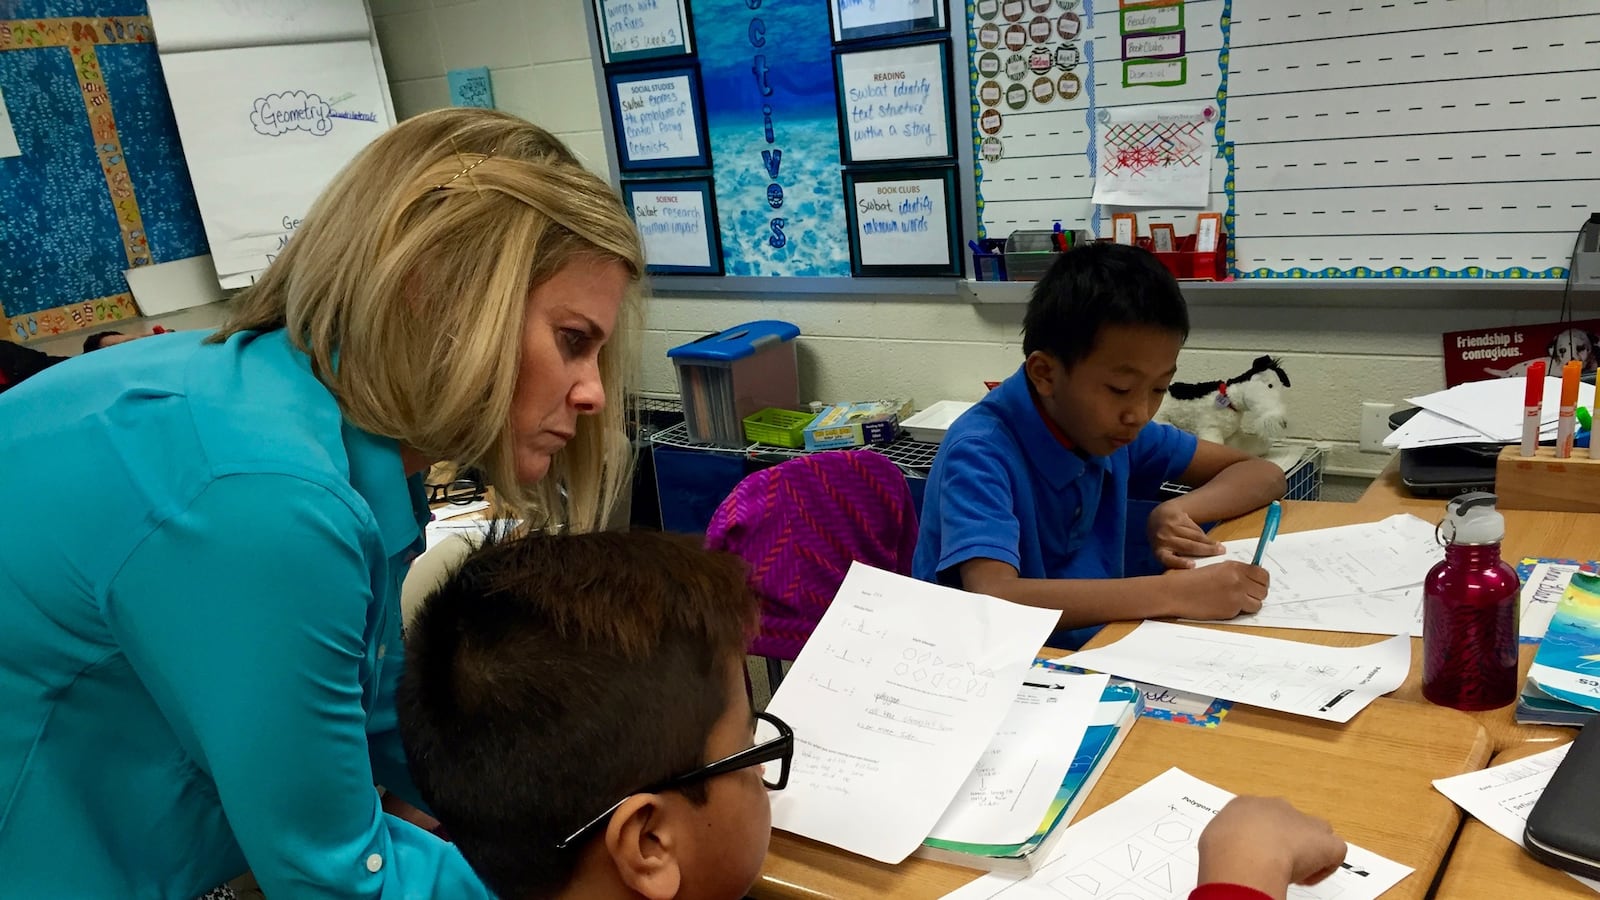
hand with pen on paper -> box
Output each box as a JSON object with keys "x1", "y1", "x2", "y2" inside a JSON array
[{"x1": 1147, "y1": 500, "x2": 1272, "y2": 620}]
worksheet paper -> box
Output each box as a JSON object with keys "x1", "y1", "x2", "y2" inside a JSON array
[
  {"x1": 1433, "y1": 745, "x2": 1600, "y2": 894},
  {"x1": 927, "y1": 672, "x2": 1109, "y2": 846},
  {"x1": 1407, "y1": 377, "x2": 1597, "y2": 444},
  {"x1": 766, "y1": 563, "x2": 1060, "y2": 863},
  {"x1": 1066, "y1": 623, "x2": 1411, "y2": 723},
  {"x1": 942, "y1": 768, "x2": 1412, "y2": 900},
  {"x1": 1383, "y1": 405, "x2": 1556, "y2": 450},
  {"x1": 1194, "y1": 514, "x2": 1441, "y2": 605},
  {"x1": 1215, "y1": 586, "x2": 1423, "y2": 637}
]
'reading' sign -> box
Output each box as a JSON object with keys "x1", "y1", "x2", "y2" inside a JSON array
[{"x1": 1443, "y1": 319, "x2": 1600, "y2": 387}]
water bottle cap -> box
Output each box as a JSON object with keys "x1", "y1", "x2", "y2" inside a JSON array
[{"x1": 1440, "y1": 491, "x2": 1505, "y2": 545}]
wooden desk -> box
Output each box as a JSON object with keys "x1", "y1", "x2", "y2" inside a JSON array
[
  {"x1": 755, "y1": 698, "x2": 1489, "y2": 900},
  {"x1": 1433, "y1": 738, "x2": 1587, "y2": 900},
  {"x1": 1357, "y1": 457, "x2": 1433, "y2": 511},
  {"x1": 1087, "y1": 501, "x2": 1591, "y2": 752}
]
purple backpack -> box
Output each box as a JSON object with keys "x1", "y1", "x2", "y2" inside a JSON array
[{"x1": 706, "y1": 450, "x2": 919, "y2": 661}]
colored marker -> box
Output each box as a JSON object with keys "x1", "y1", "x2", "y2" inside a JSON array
[
  {"x1": 1522, "y1": 360, "x2": 1547, "y2": 457},
  {"x1": 1557, "y1": 360, "x2": 1581, "y2": 458},
  {"x1": 1252, "y1": 500, "x2": 1282, "y2": 566}
]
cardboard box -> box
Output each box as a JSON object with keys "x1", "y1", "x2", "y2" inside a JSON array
[{"x1": 803, "y1": 400, "x2": 910, "y2": 451}]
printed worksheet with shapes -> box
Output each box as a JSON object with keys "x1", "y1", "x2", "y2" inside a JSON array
[
  {"x1": 1434, "y1": 745, "x2": 1600, "y2": 894},
  {"x1": 1195, "y1": 514, "x2": 1441, "y2": 605},
  {"x1": 928, "y1": 672, "x2": 1109, "y2": 847},
  {"x1": 1066, "y1": 622, "x2": 1410, "y2": 723},
  {"x1": 766, "y1": 563, "x2": 1060, "y2": 863},
  {"x1": 942, "y1": 768, "x2": 1411, "y2": 900}
]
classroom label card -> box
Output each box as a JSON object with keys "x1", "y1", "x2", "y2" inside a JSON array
[
  {"x1": 766, "y1": 562, "x2": 1059, "y2": 863},
  {"x1": 844, "y1": 168, "x2": 960, "y2": 276},
  {"x1": 624, "y1": 178, "x2": 721, "y2": 274},
  {"x1": 1092, "y1": 103, "x2": 1215, "y2": 208},
  {"x1": 592, "y1": 0, "x2": 692, "y2": 63},
  {"x1": 830, "y1": 0, "x2": 945, "y2": 42},
  {"x1": 944, "y1": 768, "x2": 1412, "y2": 900},
  {"x1": 607, "y1": 68, "x2": 708, "y2": 170},
  {"x1": 447, "y1": 67, "x2": 494, "y2": 108},
  {"x1": 835, "y1": 41, "x2": 952, "y2": 163}
]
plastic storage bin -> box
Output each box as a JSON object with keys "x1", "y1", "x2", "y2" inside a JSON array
[{"x1": 668, "y1": 321, "x2": 801, "y2": 447}]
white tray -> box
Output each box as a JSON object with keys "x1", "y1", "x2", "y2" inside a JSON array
[{"x1": 900, "y1": 400, "x2": 976, "y2": 444}]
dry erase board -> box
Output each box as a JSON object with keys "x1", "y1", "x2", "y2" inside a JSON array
[
  {"x1": 970, "y1": 0, "x2": 1600, "y2": 280},
  {"x1": 589, "y1": 0, "x2": 966, "y2": 282}
]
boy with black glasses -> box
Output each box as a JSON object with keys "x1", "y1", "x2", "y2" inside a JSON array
[
  {"x1": 399, "y1": 530, "x2": 1341, "y2": 900},
  {"x1": 397, "y1": 530, "x2": 790, "y2": 900}
]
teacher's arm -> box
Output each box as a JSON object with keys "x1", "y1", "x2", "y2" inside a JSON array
[{"x1": 105, "y1": 475, "x2": 488, "y2": 900}]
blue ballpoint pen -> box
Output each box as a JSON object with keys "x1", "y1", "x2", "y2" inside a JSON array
[{"x1": 1252, "y1": 500, "x2": 1282, "y2": 566}]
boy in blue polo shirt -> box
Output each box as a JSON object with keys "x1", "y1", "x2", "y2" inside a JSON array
[{"x1": 914, "y1": 242, "x2": 1286, "y2": 648}]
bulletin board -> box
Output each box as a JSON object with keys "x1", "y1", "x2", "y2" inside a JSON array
[
  {"x1": 0, "y1": 1, "x2": 209, "y2": 343},
  {"x1": 588, "y1": 0, "x2": 970, "y2": 283},
  {"x1": 971, "y1": 0, "x2": 1600, "y2": 280}
]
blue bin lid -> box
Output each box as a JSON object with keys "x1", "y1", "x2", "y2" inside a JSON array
[{"x1": 666, "y1": 320, "x2": 800, "y2": 362}]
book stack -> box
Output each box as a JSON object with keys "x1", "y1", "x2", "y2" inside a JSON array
[
  {"x1": 914, "y1": 675, "x2": 1142, "y2": 873},
  {"x1": 1517, "y1": 570, "x2": 1600, "y2": 726}
]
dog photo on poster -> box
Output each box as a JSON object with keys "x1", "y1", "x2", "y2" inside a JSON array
[{"x1": 1443, "y1": 319, "x2": 1600, "y2": 387}]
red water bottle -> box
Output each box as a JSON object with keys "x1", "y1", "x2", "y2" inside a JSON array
[{"x1": 1423, "y1": 492, "x2": 1520, "y2": 710}]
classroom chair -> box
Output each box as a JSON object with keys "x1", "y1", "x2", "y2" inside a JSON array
[{"x1": 705, "y1": 450, "x2": 920, "y2": 692}]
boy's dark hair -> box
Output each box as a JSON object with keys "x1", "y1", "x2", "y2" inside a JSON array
[
  {"x1": 397, "y1": 530, "x2": 759, "y2": 899},
  {"x1": 81, "y1": 331, "x2": 123, "y2": 354},
  {"x1": 1021, "y1": 242, "x2": 1189, "y2": 367}
]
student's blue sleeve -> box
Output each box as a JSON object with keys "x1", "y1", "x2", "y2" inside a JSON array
[
  {"x1": 105, "y1": 475, "x2": 489, "y2": 900},
  {"x1": 1127, "y1": 421, "x2": 1198, "y2": 494},
  {"x1": 930, "y1": 435, "x2": 1024, "y2": 577}
]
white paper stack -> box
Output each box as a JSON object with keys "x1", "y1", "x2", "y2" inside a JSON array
[{"x1": 1384, "y1": 377, "x2": 1595, "y2": 450}]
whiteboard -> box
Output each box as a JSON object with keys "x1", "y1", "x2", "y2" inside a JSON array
[
  {"x1": 147, "y1": 0, "x2": 394, "y2": 287},
  {"x1": 970, "y1": 0, "x2": 1600, "y2": 279}
]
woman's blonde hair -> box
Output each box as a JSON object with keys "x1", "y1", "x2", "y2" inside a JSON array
[{"x1": 212, "y1": 108, "x2": 644, "y2": 532}]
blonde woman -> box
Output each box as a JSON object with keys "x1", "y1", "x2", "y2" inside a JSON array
[{"x1": 0, "y1": 109, "x2": 643, "y2": 898}]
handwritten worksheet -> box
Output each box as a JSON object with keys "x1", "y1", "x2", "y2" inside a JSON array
[
  {"x1": 1196, "y1": 514, "x2": 1441, "y2": 605},
  {"x1": 766, "y1": 563, "x2": 1059, "y2": 863},
  {"x1": 1067, "y1": 622, "x2": 1410, "y2": 723},
  {"x1": 943, "y1": 768, "x2": 1412, "y2": 900},
  {"x1": 1433, "y1": 745, "x2": 1600, "y2": 894},
  {"x1": 928, "y1": 672, "x2": 1108, "y2": 847},
  {"x1": 1205, "y1": 586, "x2": 1423, "y2": 637}
]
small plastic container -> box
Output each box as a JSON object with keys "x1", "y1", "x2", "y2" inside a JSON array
[
  {"x1": 668, "y1": 321, "x2": 801, "y2": 447},
  {"x1": 1003, "y1": 230, "x2": 1062, "y2": 281},
  {"x1": 743, "y1": 408, "x2": 814, "y2": 448},
  {"x1": 900, "y1": 400, "x2": 976, "y2": 444}
]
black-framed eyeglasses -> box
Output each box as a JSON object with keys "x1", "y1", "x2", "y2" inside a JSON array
[
  {"x1": 555, "y1": 710, "x2": 794, "y2": 850},
  {"x1": 425, "y1": 477, "x2": 485, "y2": 506}
]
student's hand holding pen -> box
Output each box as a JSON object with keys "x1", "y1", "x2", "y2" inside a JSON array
[
  {"x1": 1147, "y1": 501, "x2": 1223, "y2": 569},
  {"x1": 1162, "y1": 561, "x2": 1269, "y2": 619},
  {"x1": 1196, "y1": 796, "x2": 1348, "y2": 900}
]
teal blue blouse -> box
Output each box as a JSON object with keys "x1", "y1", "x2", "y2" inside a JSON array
[{"x1": 0, "y1": 330, "x2": 490, "y2": 898}]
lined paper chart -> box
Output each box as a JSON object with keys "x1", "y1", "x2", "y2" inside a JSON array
[
  {"x1": 968, "y1": 0, "x2": 1600, "y2": 279},
  {"x1": 1225, "y1": 0, "x2": 1600, "y2": 278}
]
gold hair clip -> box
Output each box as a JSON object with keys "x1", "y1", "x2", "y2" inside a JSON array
[{"x1": 434, "y1": 143, "x2": 497, "y2": 192}]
